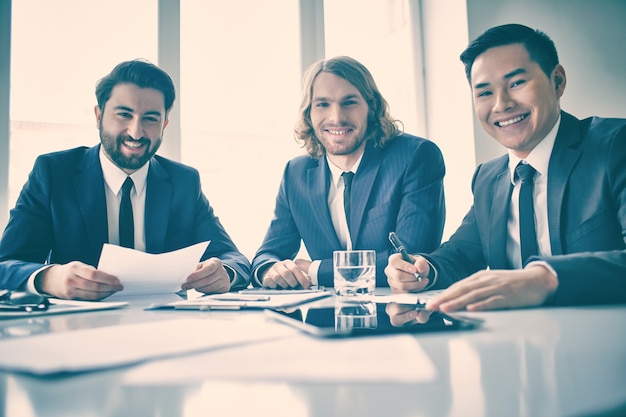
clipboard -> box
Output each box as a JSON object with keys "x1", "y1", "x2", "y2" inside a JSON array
[{"x1": 151, "y1": 290, "x2": 332, "y2": 311}]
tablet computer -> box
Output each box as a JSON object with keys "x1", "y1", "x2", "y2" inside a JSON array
[{"x1": 265, "y1": 301, "x2": 482, "y2": 338}]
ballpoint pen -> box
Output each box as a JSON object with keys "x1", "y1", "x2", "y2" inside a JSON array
[{"x1": 388, "y1": 232, "x2": 423, "y2": 283}]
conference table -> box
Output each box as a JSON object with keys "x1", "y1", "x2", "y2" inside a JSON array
[{"x1": 0, "y1": 289, "x2": 625, "y2": 417}]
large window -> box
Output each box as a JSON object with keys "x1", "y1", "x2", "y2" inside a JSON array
[{"x1": 9, "y1": 0, "x2": 158, "y2": 209}]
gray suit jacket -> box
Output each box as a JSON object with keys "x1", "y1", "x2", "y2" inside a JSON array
[
  {"x1": 0, "y1": 145, "x2": 251, "y2": 290},
  {"x1": 427, "y1": 112, "x2": 626, "y2": 305},
  {"x1": 252, "y1": 133, "x2": 446, "y2": 287}
]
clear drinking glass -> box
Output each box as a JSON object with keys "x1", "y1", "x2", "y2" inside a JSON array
[{"x1": 333, "y1": 250, "x2": 376, "y2": 298}]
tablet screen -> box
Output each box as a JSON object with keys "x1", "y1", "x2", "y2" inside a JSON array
[{"x1": 266, "y1": 301, "x2": 482, "y2": 338}]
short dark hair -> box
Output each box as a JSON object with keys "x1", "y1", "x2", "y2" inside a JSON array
[
  {"x1": 460, "y1": 23, "x2": 559, "y2": 82},
  {"x1": 95, "y1": 59, "x2": 176, "y2": 113},
  {"x1": 294, "y1": 56, "x2": 401, "y2": 158}
]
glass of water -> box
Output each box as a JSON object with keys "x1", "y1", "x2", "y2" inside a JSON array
[{"x1": 333, "y1": 250, "x2": 376, "y2": 298}]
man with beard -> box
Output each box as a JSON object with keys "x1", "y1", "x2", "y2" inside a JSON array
[
  {"x1": 252, "y1": 56, "x2": 445, "y2": 289},
  {"x1": 0, "y1": 59, "x2": 250, "y2": 300}
]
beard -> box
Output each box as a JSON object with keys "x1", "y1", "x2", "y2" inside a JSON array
[{"x1": 99, "y1": 124, "x2": 161, "y2": 171}]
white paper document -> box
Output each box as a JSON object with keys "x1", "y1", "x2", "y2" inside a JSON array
[
  {"x1": 374, "y1": 289, "x2": 444, "y2": 305},
  {"x1": 97, "y1": 241, "x2": 210, "y2": 300},
  {"x1": 0, "y1": 315, "x2": 295, "y2": 375},
  {"x1": 123, "y1": 329, "x2": 437, "y2": 384}
]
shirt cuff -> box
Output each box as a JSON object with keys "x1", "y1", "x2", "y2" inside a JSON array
[
  {"x1": 308, "y1": 260, "x2": 321, "y2": 287},
  {"x1": 26, "y1": 265, "x2": 54, "y2": 294},
  {"x1": 253, "y1": 261, "x2": 275, "y2": 287},
  {"x1": 421, "y1": 259, "x2": 438, "y2": 291}
]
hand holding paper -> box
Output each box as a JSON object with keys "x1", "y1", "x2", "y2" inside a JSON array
[{"x1": 97, "y1": 241, "x2": 210, "y2": 300}]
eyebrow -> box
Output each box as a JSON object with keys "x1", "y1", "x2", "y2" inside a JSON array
[
  {"x1": 113, "y1": 105, "x2": 162, "y2": 117},
  {"x1": 473, "y1": 68, "x2": 528, "y2": 89},
  {"x1": 312, "y1": 94, "x2": 361, "y2": 102}
]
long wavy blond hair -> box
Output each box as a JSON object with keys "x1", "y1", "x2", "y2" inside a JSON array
[{"x1": 294, "y1": 56, "x2": 402, "y2": 158}]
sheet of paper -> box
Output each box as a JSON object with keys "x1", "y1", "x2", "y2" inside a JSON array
[
  {"x1": 97, "y1": 241, "x2": 210, "y2": 301},
  {"x1": 123, "y1": 329, "x2": 437, "y2": 385},
  {"x1": 0, "y1": 315, "x2": 296, "y2": 375}
]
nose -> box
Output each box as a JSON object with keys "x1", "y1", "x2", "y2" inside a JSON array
[
  {"x1": 328, "y1": 103, "x2": 345, "y2": 124},
  {"x1": 493, "y1": 89, "x2": 515, "y2": 113},
  {"x1": 127, "y1": 117, "x2": 144, "y2": 139}
]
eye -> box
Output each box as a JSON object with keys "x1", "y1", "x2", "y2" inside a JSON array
[
  {"x1": 143, "y1": 116, "x2": 160, "y2": 123},
  {"x1": 511, "y1": 79, "x2": 526, "y2": 88},
  {"x1": 117, "y1": 112, "x2": 132, "y2": 118},
  {"x1": 314, "y1": 101, "x2": 329, "y2": 108},
  {"x1": 342, "y1": 99, "x2": 358, "y2": 106},
  {"x1": 476, "y1": 90, "x2": 492, "y2": 98}
]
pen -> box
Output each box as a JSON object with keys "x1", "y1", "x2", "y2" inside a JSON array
[{"x1": 388, "y1": 232, "x2": 423, "y2": 283}]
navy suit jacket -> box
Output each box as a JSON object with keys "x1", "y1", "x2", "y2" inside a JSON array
[
  {"x1": 0, "y1": 145, "x2": 251, "y2": 290},
  {"x1": 252, "y1": 133, "x2": 446, "y2": 287},
  {"x1": 427, "y1": 112, "x2": 626, "y2": 305}
]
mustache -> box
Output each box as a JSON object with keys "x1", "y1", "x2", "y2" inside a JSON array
[{"x1": 118, "y1": 134, "x2": 150, "y2": 145}]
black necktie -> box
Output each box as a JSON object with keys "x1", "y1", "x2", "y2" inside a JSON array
[
  {"x1": 119, "y1": 176, "x2": 135, "y2": 249},
  {"x1": 342, "y1": 171, "x2": 355, "y2": 232},
  {"x1": 516, "y1": 162, "x2": 538, "y2": 263}
]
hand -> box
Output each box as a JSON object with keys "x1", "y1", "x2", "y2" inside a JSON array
[
  {"x1": 426, "y1": 264, "x2": 559, "y2": 312},
  {"x1": 182, "y1": 258, "x2": 231, "y2": 294},
  {"x1": 37, "y1": 261, "x2": 124, "y2": 300},
  {"x1": 385, "y1": 253, "x2": 431, "y2": 293},
  {"x1": 262, "y1": 259, "x2": 312, "y2": 289},
  {"x1": 386, "y1": 302, "x2": 433, "y2": 327}
]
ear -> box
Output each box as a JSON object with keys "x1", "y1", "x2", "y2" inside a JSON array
[
  {"x1": 94, "y1": 105, "x2": 102, "y2": 127},
  {"x1": 553, "y1": 65, "x2": 566, "y2": 98}
]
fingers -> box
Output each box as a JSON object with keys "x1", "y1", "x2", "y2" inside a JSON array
[
  {"x1": 385, "y1": 253, "x2": 430, "y2": 293},
  {"x1": 386, "y1": 303, "x2": 433, "y2": 326},
  {"x1": 262, "y1": 260, "x2": 311, "y2": 289},
  {"x1": 40, "y1": 262, "x2": 123, "y2": 300},
  {"x1": 182, "y1": 258, "x2": 230, "y2": 294}
]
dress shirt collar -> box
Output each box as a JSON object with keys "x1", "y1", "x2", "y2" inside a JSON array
[
  {"x1": 507, "y1": 114, "x2": 560, "y2": 183},
  {"x1": 326, "y1": 153, "x2": 364, "y2": 188},
  {"x1": 99, "y1": 147, "x2": 149, "y2": 195}
]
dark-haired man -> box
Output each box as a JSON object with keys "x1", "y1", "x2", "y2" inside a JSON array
[
  {"x1": 0, "y1": 59, "x2": 250, "y2": 300},
  {"x1": 386, "y1": 24, "x2": 626, "y2": 312}
]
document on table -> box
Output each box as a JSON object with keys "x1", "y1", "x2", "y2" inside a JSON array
[
  {"x1": 123, "y1": 330, "x2": 437, "y2": 384},
  {"x1": 0, "y1": 315, "x2": 296, "y2": 375},
  {"x1": 97, "y1": 241, "x2": 210, "y2": 301}
]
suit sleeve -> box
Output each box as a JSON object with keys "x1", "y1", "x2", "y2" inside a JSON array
[
  {"x1": 422, "y1": 164, "x2": 490, "y2": 289},
  {"x1": 250, "y1": 162, "x2": 303, "y2": 286},
  {"x1": 0, "y1": 155, "x2": 55, "y2": 289}
]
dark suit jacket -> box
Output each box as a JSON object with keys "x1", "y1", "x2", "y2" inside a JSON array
[
  {"x1": 0, "y1": 145, "x2": 251, "y2": 290},
  {"x1": 252, "y1": 133, "x2": 446, "y2": 287},
  {"x1": 427, "y1": 112, "x2": 626, "y2": 305}
]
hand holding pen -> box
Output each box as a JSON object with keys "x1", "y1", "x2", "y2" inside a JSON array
[{"x1": 388, "y1": 232, "x2": 423, "y2": 283}]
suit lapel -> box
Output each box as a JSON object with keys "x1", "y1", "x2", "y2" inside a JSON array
[
  {"x1": 145, "y1": 158, "x2": 173, "y2": 253},
  {"x1": 74, "y1": 146, "x2": 108, "y2": 255},
  {"x1": 488, "y1": 165, "x2": 513, "y2": 268},
  {"x1": 350, "y1": 143, "x2": 382, "y2": 245},
  {"x1": 546, "y1": 112, "x2": 582, "y2": 255},
  {"x1": 307, "y1": 159, "x2": 341, "y2": 248}
]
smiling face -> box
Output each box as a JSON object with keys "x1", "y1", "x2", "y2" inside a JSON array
[
  {"x1": 310, "y1": 71, "x2": 370, "y2": 169},
  {"x1": 95, "y1": 83, "x2": 169, "y2": 174},
  {"x1": 470, "y1": 43, "x2": 565, "y2": 158}
]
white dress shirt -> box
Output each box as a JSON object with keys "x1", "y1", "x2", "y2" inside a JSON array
[
  {"x1": 506, "y1": 115, "x2": 560, "y2": 269},
  {"x1": 307, "y1": 155, "x2": 364, "y2": 285}
]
